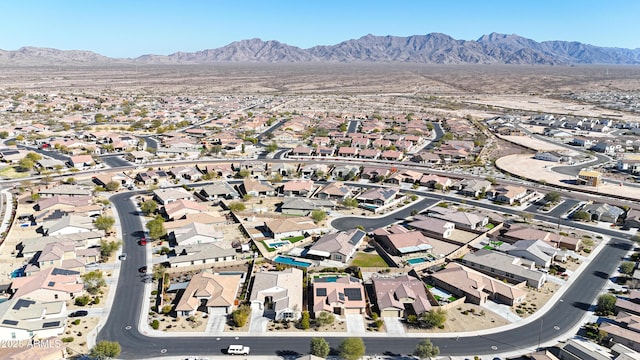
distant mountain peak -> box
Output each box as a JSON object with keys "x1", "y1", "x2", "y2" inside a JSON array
[{"x1": 1, "y1": 32, "x2": 639, "y2": 66}]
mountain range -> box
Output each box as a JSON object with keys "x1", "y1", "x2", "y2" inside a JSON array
[{"x1": 1, "y1": 32, "x2": 639, "y2": 66}]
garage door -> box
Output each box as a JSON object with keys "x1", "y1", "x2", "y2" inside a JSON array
[
  {"x1": 208, "y1": 307, "x2": 227, "y2": 315},
  {"x1": 381, "y1": 309, "x2": 401, "y2": 318}
]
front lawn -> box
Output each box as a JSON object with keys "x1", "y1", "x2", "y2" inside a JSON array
[{"x1": 351, "y1": 253, "x2": 389, "y2": 267}]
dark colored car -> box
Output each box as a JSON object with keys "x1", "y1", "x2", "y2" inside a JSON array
[
  {"x1": 138, "y1": 266, "x2": 147, "y2": 273},
  {"x1": 69, "y1": 310, "x2": 88, "y2": 317}
]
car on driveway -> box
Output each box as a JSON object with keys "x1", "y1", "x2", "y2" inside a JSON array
[{"x1": 69, "y1": 310, "x2": 88, "y2": 317}]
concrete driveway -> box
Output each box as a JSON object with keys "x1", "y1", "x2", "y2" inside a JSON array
[
  {"x1": 249, "y1": 303, "x2": 268, "y2": 334},
  {"x1": 346, "y1": 314, "x2": 366, "y2": 334},
  {"x1": 383, "y1": 317, "x2": 405, "y2": 334}
]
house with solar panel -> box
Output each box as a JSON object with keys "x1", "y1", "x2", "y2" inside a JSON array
[
  {"x1": 311, "y1": 275, "x2": 366, "y2": 317},
  {"x1": 307, "y1": 229, "x2": 366, "y2": 263},
  {"x1": 0, "y1": 297, "x2": 67, "y2": 340}
]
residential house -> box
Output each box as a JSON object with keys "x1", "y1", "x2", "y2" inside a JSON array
[
  {"x1": 503, "y1": 240, "x2": 566, "y2": 269},
  {"x1": 360, "y1": 167, "x2": 389, "y2": 181},
  {"x1": 300, "y1": 163, "x2": 329, "y2": 178},
  {"x1": 264, "y1": 217, "x2": 320, "y2": 240},
  {"x1": 270, "y1": 163, "x2": 297, "y2": 177},
  {"x1": 419, "y1": 174, "x2": 452, "y2": 189},
  {"x1": 332, "y1": 165, "x2": 360, "y2": 180},
  {"x1": 371, "y1": 274, "x2": 432, "y2": 318},
  {"x1": 458, "y1": 249, "x2": 547, "y2": 289},
  {"x1": 502, "y1": 225, "x2": 583, "y2": 252},
  {"x1": 600, "y1": 322, "x2": 640, "y2": 352},
  {"x1": 68, "y1": 154, "x2": 94, "y2": 169},
  {"x1": 9, "y1": 267, "x2": 83, "y2": 301},
  {"x1": 250, "y1": 268, "x2": 303, "y2": 321},
  {"x1": 280, "y1": 198, "x2": 334, "y2": 216},
  {"x1": 168, "y1": 166, "x2": 203, "y2": 181},
  {"x1": 312, "y1": 275, "x2": 366, "y2": 317},
  {"x1": 281, "y1": 180, "x2": 314, "y2": 197},
  {"x1": 163, "y1": 199, "x2": 208, "y2": 220},
  {"x1": 427, "y1": 208, "x2": 488, "y2": 231},
  {"x1": 168, "y1": 243, "x2": 237, "y2": 268},
  {"x1": 577, "y1": 170, "x2": 602, "y2": 186},
  {"x1": 34, "y1": 195, "x2": 93, "y2": 212},
  {"x1": 430, "y1": 263, "x2": 527, "y2": 306},
  {"x1": 126, "y1": 150, "x2": 154, "y2": 163},
  {"x1": 380, "y1": 150, "x2": 403, "y2": 161},
  {"x1": 406, "y1": 215, "x2": 455, "y2": 239},
  {"x1": 583, "y1": 203, "x2": 625, "y2": 223},
  {"x1": 625, "y1": 209, "x2": 640, "y2": 229},
  {"x1": 358, "y1": 149, "x2": 380, "y2": 159},
  {"x1": 135, "y1": 170, "x2": 169, "y2": 185},
  {"x1": 38, "y1": 185, "x2": 92, "y2": 198},
  {"x1": 241, "y1": 179, "x2": 276, "y2": 197},
  {"x1": 291, "y1": 146, "x2": 313, "y2": 156},
  {"x1": 616, "y1": 298, "x2": 640, "y2": 317},
  {"x1": 411, "y1": 152, "x2": 442, "y2": 165},
  {"x1": 571, "y1": 137, "x2": 593, "y2": 148},
  {"x1": 488, "y1": 185, "x2": 530, "y2": 205},
  {"x1": 454, "y1": 179, "x2": 492, "y2": 198},
  {"x1": 534, "y1": 151, "x2": 573, "y2": 163},
  {"x1": 164, "y1": 213, "x2": 228, "y2": 231},
  {"x1": 316, "y1": 182, "x2": 352, "y2": 201},
  {"x1": 36, "y1": 158, "x2": 66, "y2": 171},
  {"x1": 337, "y1": 147, "x2": 358, "y2": 158},
  {"x1": 0, "y1": 298, "x2": 67, "y2": 341},
  {"x1": 171, "y1": 222, "x2": 224, "y2": 246},
  {"x1": 357, "y1": 187, "x2": 399, "y2": 208},
  {"x1": 41, "y1": 215, "x2": 96, "y2": 236},
  {"x1": 174, "y1": 271, "x2": 242, "y2": 317},
  {"x1": 307, "y1": 229, "x2": 366, "y2": 263},
  {"x1": 373, "y1": 225, "x2": 433, "y2": 256},
  {"x1": 386, "y1": 170, "x2": 422, "y2": 184},
  {"x1": 617, "y1": 159, "x2": 640, "y2": 174},
  {"x1": 198, "y1": 182, "x2": 240, "y2": 202},
  {"x1": 152, "y1": 188, "x2": 194, "y2": 205}
]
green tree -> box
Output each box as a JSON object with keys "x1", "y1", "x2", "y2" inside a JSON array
[
  {"x1": 311, "y1": 209, "x2": 327, "y2": 223},
  {"x1": 228, "y1": 201, "x2": 246, "y2": 212},
  {"x1": 231, "y1": 304, "x2": 251, "y2": 327},
  {"x1": 419, "y1": 308, "x2": 447, "y2": 329},
  {"x1": 140, "y1": 200, "x2": 158, "y2": 216},
  {"x1": 342, "y1": 197, "x2": 359, "y2": 208},
  {"x1": 543, "y1": 191, "x2": 561, "y2": 204},
  {"x1": 104, "y1": 181, "x2": 120, "y2": 192},
  {"x1": 75, "y1": 295, "x2": 91, "y2": 306},
  {"x1": 596, "y1": 293, "x2": 617, "y2": 315},
  {"x1": 339, "y1": 122, "x2": 348, "y2": 132},
  {"x1": 315, "y1": 311, "x2": 335, "y2": 327},
  {"x1": 146, "y1": 215, "x2": 166, "y2": 239},
  {"x1": 90, "y1": 341, "x2": 121, "y2": 360},
  {"x1": 572, "y1": 210, "x2": 591, "y2": 221},
  {"x1": 620, "y1": 261, "x2": 636, "y2": 276},
  {"x1": 94, "y1": 215, "x2": 116, "y2": 233},
  {"x1": 16, "y1": 157, "x2": 34, "y2": 172},
  {"x1": 99, "y1": 240, "x2": 121, "y2": 258},
  {"x1": 310, "y1": 337, "x2": 330, "y2": 358},
  {"x1": 300, "y1": 311, "x2": 311, "y2": 330},
  {"x1": 82, "y1": 270, "x2": 106, "y2": 295},
  {"x1": 413, "y1": 339, "x2": 440, "y2": 359},
  {"x1": 0, "y1": 131, "x2": 8, "y2": 139},
  {"x1": 339, "y1": 337, "x2": 365, "y2": 360},
  {"x1": 30, "y1": 193, "x2": 41, "y2": 202},
  {"x1": 265, "y1": 141, "x2": 278, "y2": 153}
]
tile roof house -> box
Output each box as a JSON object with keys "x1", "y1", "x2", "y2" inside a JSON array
[
  {"x1": 0, "y1": 298, "x2": 67, "y2": 341},
  {"x1": 307, "y1": 229, "x2": 366, "y2": 263},
  {"x1": 9, "y1": 267, "x2": 83, "y2": 301},
  {"x1": 241, "y1": 179, "x2": 276, "y2": 197},
  {"x1": 458, "y1": 249, "x2": 547, "y2": 289},
  {"x1": 316, "y1": 182, "x2": 352, "y2": 200},
  {"x1": 152, "y1": 187, "x2": 194, "y2": 205},
  {"x1": 419, "y1": 174, "x2": 453, "y2": 189},
  {"x1": 163, "y1": 213, "x2": 227, "y2": 230},
  {"x1": 337, "y1": 147, "x2": 358, "y2": 158},
  {"x1": 583, "y1": 203, "x2": 625, "y2": 223},
  {"x1": 380, "y1": 150, "x2": 404, "y2": 161},
  {"x1": 427, "y1": 208, "x2": 488, "y2": 230},
  {"x1": 264, "y1": 218, "x2": 321, "y2": 240},
  {"x1": 174, "y1": 271, "x2": 242, "y2": 317},
  {"x1": 454, "y1": 179, "x2": 492, "y2": 198},
  {"x1": 386, "y1": 170, "x2": 423, "y2": 184},
  {"x1": 599, "y1": 322, "x2": 640, "y2": 352},
  {"x1": 488, "y1": 185, "x2": 529, "y2": 205},
  {"x1": 503, "y1": 240, "x2": 566, "y2": 269},
  {"x1": 171, "y1": 222, "x2": 224, "y2": 246},
  {"x1": 311, "y1": 275, "x2": 366, "y2": 317},
  {"x1": 41, "y1": 215, "x2": 96, "y2": 236},
  {"x1": 35, "y1": 195, "x2": 93, "y2": 212},
  {"x1": 430, "y1": 263, "x2": 527, "y2": 306},
  {"x1": 280, "y1": 198, "x2": 334, "y2": 216},
  {"x1": 406, "y1": 215, "x2": 455, "y2": 239},
  {"x1": 162, "y1": 199, "x2": 208, "y2": 220},
  {"x1": 626, "y1": 209, "x2": 640, "y2": 229},
  {"x1": 68, "y1": 154, "x2": 94, "y2": 169},
  {"x1": 360, "y1": 167, "x2": 389, "y2": 180},
  {"x1": 372, "y1": 274, "x2": 432, "y2": 318},
  {"x1": 281, "y1": 180, "x2": 315, "y2": 197},
  {"x1": 198, "y1": 182, "x2": 240, "y2": 202},
  {"x1": 38, "y1": 184, "x2": 92, "y2": 198},
  {"x1": 502, "y1": 225, "x2": 583, "y2": 251},
  {"x1": 373, "y1": 225, "x2": 433, "y2": 256},
  {"x1": 168, "y1": 243, "x2": 238, "y2": 268},
  {"x1": 357, "y1": 187, "x2": 399, "y2": 207},
  {"x1": 250, "y1": 268, "x2": 303, "y2": 321}
]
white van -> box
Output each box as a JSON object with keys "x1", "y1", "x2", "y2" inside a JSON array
[{"x1": 227, "y1": 345, "x2": 250, "y2": 355}]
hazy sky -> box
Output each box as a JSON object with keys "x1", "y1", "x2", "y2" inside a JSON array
[{"x1": 2, "y1": 0, "x2": 638, "y2": 58}]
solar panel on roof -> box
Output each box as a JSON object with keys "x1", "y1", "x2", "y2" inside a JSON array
[
  {"x1": 48, "y1": 281, "x2": 56, "y2": 287},
  {"x1": 13, "y1": 299, "x2": 35, "y2": 310},
  {"x1": 2, "y1": 320, "x2": 18, "y2": 325},
  {"x1": 344, "y1": 288, "x2": 362, "y2": 301},
  {"x1": 349, "y1": 231, "x2": 365, "y2": 245},
  {"x1": 52, "y1": 268, "x2": 79, "y2": 276},
  {"x1": 42, "y1": 321, "x2": 60, "y2": 328},
  {"x1": 338, "y1": 292, "x2": 345, "y2": 301},
  {"x1": 316, "y1": 288, "x2": 327, "y2": 296}
]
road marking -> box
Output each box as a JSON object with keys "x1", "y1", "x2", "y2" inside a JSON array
[
  {"x1": 160, "y1": 349, "x2": 167, "y2": 353},
  {"x1": 125, "y1": 325, "x2": 132, "y2": 330},
  {"x1": 491, "y1": 345, "x2": 498, "y2": 350}
]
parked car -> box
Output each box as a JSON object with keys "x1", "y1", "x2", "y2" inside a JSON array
[
  {"x1": 139, "y1": 237, "x2": 147, "y2": 246},
  {"x1": 138, "y1": 266, "x2": 147, "y2": 273},
  {"x1": 119, "y1": 253, "x2": 127, "y2": 261},
  {"x1": 227, "y1": 345, "x2": 250, "y2": 355},
  {"x1": 69, "y1": 310, "x2": 88, "y2": 317}
]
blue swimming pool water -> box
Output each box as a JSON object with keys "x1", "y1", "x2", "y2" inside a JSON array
[
  {"x1": 274, "y1": 256, "x2": 311, "y2": 268},
  {"x1": 11, "y1": 268, "x2": 25, "y2": 278},
  {"x1": 406, "y1": 258, "x2": 427, "y2": 265}
]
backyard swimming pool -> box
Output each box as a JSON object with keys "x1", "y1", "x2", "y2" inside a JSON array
[
  {"x1": 406, "y1": 255, "x2": 435, "y2": 265},
  {"x1": 274, "y1": 256, "x2": 312, "y2": 268}
]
